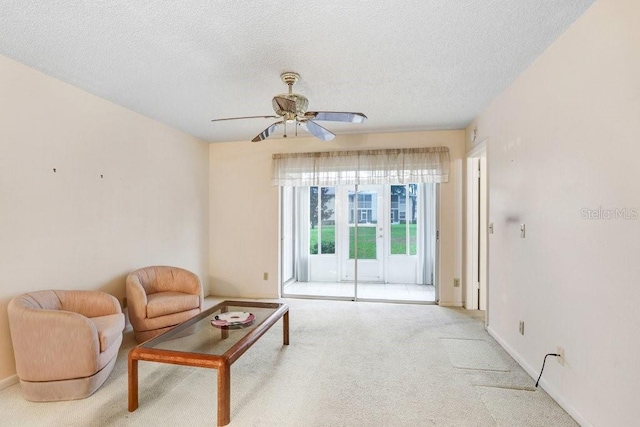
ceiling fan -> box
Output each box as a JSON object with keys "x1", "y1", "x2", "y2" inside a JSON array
[{"x1": 211, "y1": 72, "x2": 367, "y2": 142}]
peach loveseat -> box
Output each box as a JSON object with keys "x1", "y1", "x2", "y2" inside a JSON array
[
  {"x1": 7, "y1": 290, "x2": 125, "y2": 402},
  {"x1": 126, "y1": 266, "x2": 203, "y2": 343}
]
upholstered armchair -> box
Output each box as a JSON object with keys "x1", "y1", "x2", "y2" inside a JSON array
[
  {"x1": 126, "y1": 266, "x2": 203, "y2": 343},
  {"x1": 7, "y1": 290, "x2": 125, "y2": 402}
]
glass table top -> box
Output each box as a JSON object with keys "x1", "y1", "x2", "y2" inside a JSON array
[{"x1": 139, "y1": 301, "x2": 285, "y2": 357}]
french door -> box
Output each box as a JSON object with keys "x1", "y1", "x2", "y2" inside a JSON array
[{"x1": 341, "y1": 185, "x2": 384, "y2": 282}]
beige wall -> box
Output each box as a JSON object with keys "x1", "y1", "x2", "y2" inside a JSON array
[
  {"x1": 209, "y1": 130, "x2": 465, "y2": 305},
  {"x1": 467, "y1": 0, "x2": 639, "y2": 425},
  {"x1": 0, "y1": 55, "x2": 209, "y2": 382}
]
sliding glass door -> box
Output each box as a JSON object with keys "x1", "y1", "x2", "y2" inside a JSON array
[{"x1": 281, "y1": 183, "x2": 438, "y2": 303}]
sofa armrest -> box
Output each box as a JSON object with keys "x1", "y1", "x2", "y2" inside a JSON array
[
  {"x1": 8, "y1": 303, "x2": 101, "y2": 381},
  {"x1": 186, "y1": 275, "x2": 204, "y2": 301},
  {"x1": 155, "y1": 267, "x2": 202, "y2": 298},
  {"x1": 126, "y1": 274, "x2": 150, "y2": 327},
  {"x1": 181, "y1": 274, "x2": 203, "y2": 311},
  {"x1": 58, "y1": 290, "x2": 122, "y2": 318},
  {"x1": 175, "y1": 270, "x2": 203, "y2": 302}
]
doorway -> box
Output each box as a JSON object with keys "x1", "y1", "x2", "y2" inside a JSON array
[
  {"x1": 281, "y1": 183, "x2": 438, "y2": 303},
  {"x1": 466, "y1": 141, "x2": 488, "y2": 311}
]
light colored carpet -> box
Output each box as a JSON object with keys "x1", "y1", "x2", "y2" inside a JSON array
[
  {"x1": 0, "y1": 298, "x2": 577, "y2": 426},
  {"x1": 441, "y1": 338, "x2": 509, "y2": 372}
]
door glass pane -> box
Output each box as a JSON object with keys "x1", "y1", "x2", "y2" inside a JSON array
[
  {"x1": 309, "y1": 186, "x2": 319, "y2": 254},
  {"x1": 349, "y1": 189, "x2": 377, "y2": 260},
  {"x1": 311, "y1": 186, "x2": 336, "y2": 254},
  {"x1": 390, "y1": 185, "x2": 406, "y2": 254},
  {"x1": 320, "y1": 187, "x2": 335, "y2": 254},
  {"x1": 349, "y1": 227, "x2": 377, "y2": 259},
  {"x1": 409, "y1": 184, "x2": 418, "y2": 255}
]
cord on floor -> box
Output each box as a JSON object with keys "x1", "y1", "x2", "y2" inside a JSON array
[{"x1": 535, "y1": 353, "x2": 560, "y2": 387}]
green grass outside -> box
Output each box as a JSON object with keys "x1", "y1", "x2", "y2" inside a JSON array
[
  {"x1": 349, "y1": 226, "x2": 376, "y2": 259},
  {"x1": 390, "y1": 223, "x2": 417, "y2": 255},
  {"x1": 310, "y1": 224, "x2": 416, "y2": 257}
]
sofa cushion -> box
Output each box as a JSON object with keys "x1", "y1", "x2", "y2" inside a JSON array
[
  {"x1": 89, "y1": 313, "x2": 125, "y2": 353},
  {"x1": 146, "y1": 292, "x2": 200, "y2": 319}
]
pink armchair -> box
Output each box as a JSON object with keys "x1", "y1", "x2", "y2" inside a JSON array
[
  {"x1": 126, "y1": 266, "x2": 203, "y2": 343},
  {"x1": 7, "y1": 290, "x2": 124, "y2": 401}
]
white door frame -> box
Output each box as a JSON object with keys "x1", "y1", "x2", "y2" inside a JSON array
[{"x1": 466, "y1": 139, "x2": 488, "y2": 312}]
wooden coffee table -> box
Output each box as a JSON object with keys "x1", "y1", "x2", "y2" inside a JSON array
[{"x1": 128, "y1": 300, "x2": 289, "y2": 426}]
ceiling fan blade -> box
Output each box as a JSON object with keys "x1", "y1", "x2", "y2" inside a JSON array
[
  {"x1": 304, "y1": 111, "x2": 367, "y2": 123},
  {"x1": 273, "y1": 96, "x2": 297, "y2": 113},
  {"x1": 301, "y1": 119, "x2": 336, "y2": 141},
  {"x1": 251, "y1": 121, "x2": 284, "y2": 142},
  {"x1": 211, "y1": 115, "x2": 278, "y2": 122}
]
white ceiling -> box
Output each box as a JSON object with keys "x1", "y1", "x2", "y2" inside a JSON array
[{"x1": 0, "y1": 1, "x2": 594, "y2": 143}]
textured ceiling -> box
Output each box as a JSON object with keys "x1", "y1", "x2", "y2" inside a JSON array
[{"x1": 0, "y1": 1, "x2": 594, "y2": 143}]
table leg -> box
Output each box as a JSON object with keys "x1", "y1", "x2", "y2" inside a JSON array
[
  {"x1": 128, "y1": 354, "x2": 139, "y2": 412},
  {"x1": 283, "y1": 310, "x2": 289, "y2": 345},
  {"x1": 221, "y1": 306, "x2": 229, "y2": 340},
  {"x1": 217, "y1": 361, "x2": 231, "y2": 426}
]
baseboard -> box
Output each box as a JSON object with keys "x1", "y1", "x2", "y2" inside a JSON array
[
  {"x1": 0, "y1": 374, "x2": 19, "y2": 391},
  {"x1": 487, "y1": 326, "x2": 591, "y2": 427},
  {"x1": 438, "y1": 300, "x2": 463, "y2": 307}
]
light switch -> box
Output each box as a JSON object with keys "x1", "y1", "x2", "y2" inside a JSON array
[{"x1": 520, "y1": 224, "x2": 526, "y2": 238}]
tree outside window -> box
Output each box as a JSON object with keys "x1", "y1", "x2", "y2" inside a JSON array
[{"x1": 310, "y1": 187, "x2": 335, "y2": 254}]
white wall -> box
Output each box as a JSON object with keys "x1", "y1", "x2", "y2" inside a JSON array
[
  {"x1": 209, "y1": 131, "x2": 464, "y2": 304},
  {"x1": 0, "y1": 54, "x2": 210, "y2": 381},
  {"x1": 468, "y1": 0, "x2": 639, "y2": 425}
]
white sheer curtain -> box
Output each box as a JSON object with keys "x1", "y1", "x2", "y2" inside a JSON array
[
  {"x1": 295, "y1": 187, "x2": 310, "y2": 282},
  {"x1": 417, "y1": 184, "x2": 436, "y2": 285},
  {"x1": 272, "y1": 147, "x2": 449, "y2": 186}
]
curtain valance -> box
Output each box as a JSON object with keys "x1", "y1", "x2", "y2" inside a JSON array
[{"x1": 272, "y1": 147, "x2": 449, "y2": 186}]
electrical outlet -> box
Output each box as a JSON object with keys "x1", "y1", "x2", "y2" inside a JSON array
[
  {"x1": 263, "y1": 272, "x2": 269, "y2": 281},
  {"x1": 556, "y1": 346, "x2": 565, "y2": 366},
  {"x1": 454, "y1": 278, "x2": 460, "y2": 287},
  {"x1": 519, "y1": 321, "x2": 525, "y2": 335}
]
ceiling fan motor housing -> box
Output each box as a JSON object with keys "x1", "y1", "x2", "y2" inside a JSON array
[{"x1": 272, "y1": 93, "x2": 308, "y2": 120}]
